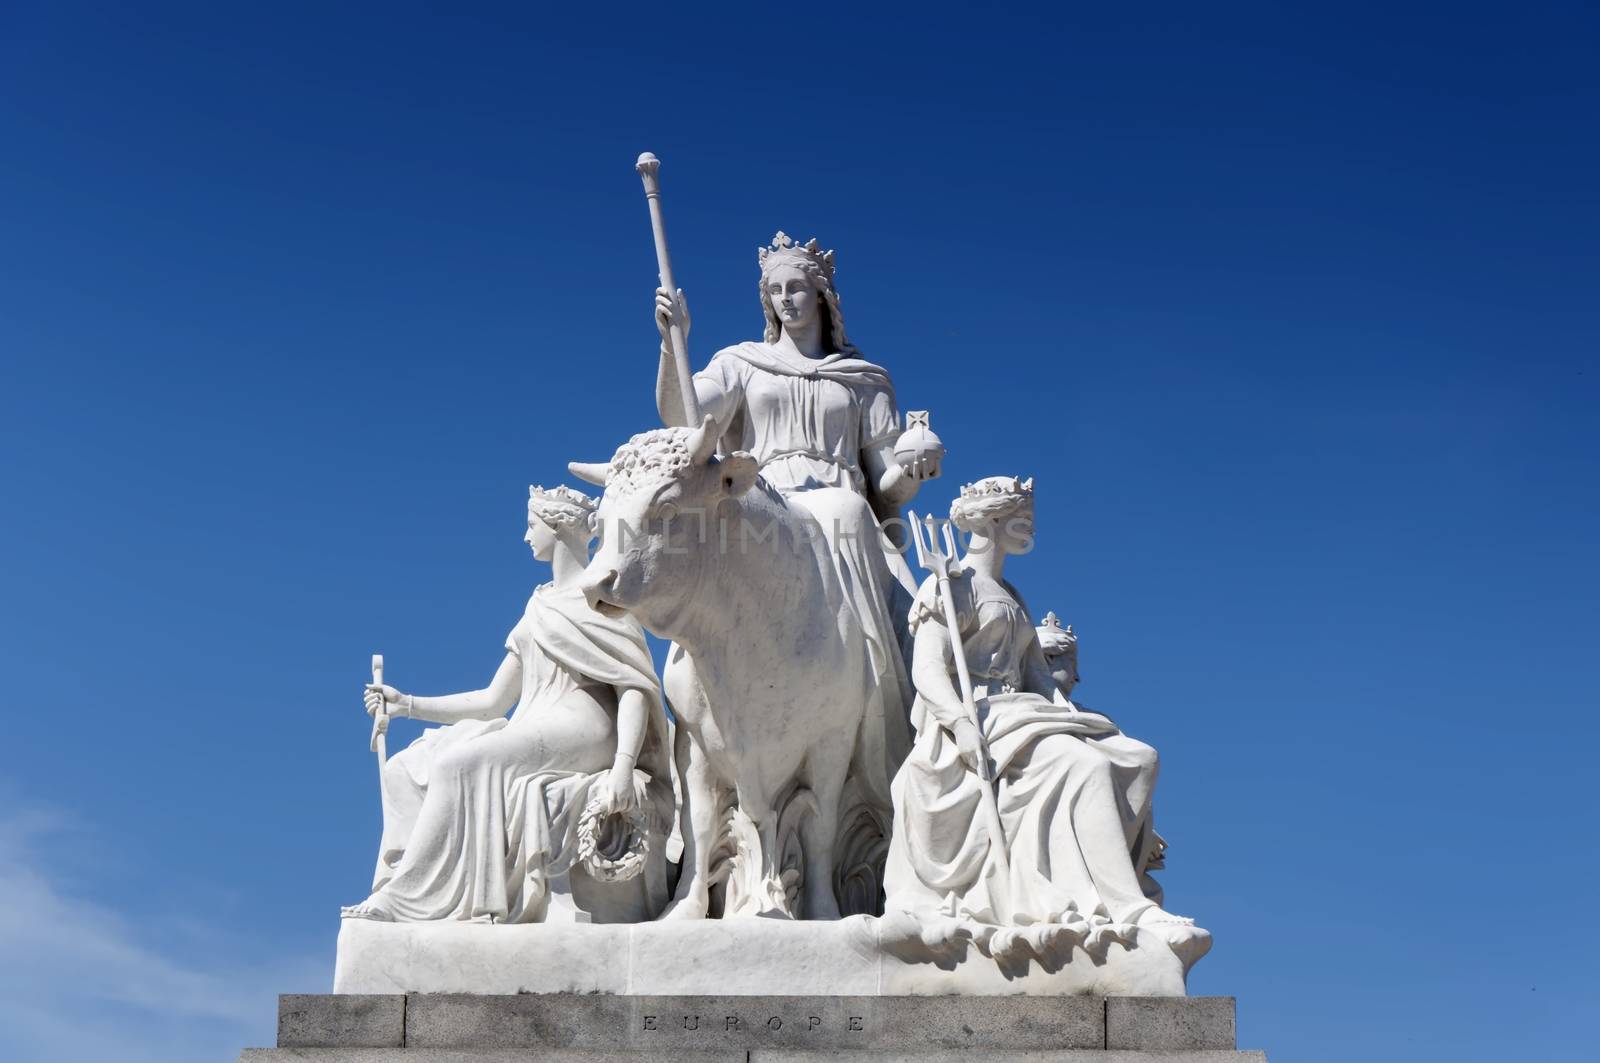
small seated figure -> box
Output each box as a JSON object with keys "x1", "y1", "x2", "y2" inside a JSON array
[
  {"x1": 883, "y1": 476, "x2": 1200, "y2": 961},
  {"x1": 345, "y1": 485, "x2": 673, "y2": 924},
  {"x1": 1035, "y1": 612, "x2": 1168, "y2": 905}
]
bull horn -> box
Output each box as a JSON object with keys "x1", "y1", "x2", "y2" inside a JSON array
[
  {"x1": 567, "y1": 460, "x2": 610, "y2": 486},
  {"x1": 687, "y1": 414, "x2": 719, "y2": 465}
]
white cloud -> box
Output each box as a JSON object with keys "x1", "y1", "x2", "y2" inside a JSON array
[{"x1": 0, "y1": 805, "x2": 322, "y2": 1063}]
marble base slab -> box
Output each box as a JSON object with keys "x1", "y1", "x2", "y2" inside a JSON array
[{"x1": 334, "y1": 914, "x2": 1196, "y2": 997}]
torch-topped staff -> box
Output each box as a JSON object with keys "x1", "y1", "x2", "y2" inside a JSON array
[
  {"x1": 635, "y1": 152, "x2": 701, "y2": 426},
  {"x1": 908, "y1": 512, "x2": 1012, "y2": 922}
]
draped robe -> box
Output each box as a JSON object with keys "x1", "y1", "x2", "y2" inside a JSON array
[
  {"x1": 883, "y1": 575, "x2": 1162, "y2": 931},
  {"x1": 368, "y1": 582, "x2": 671, "y2": 923},
  {"x1": 691, "y1": 341, "x2": 916, "y2": 804}
]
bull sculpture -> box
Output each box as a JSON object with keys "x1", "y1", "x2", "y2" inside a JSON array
[{"x1": 570, "y1": 419, "x2": 902, "y2": 919}]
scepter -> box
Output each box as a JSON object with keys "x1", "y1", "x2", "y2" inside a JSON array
[
  {"x1": 908, "y1": 513, "x2": 1013, "y2": 920},
  {"x1": 635, "y1": 152, "x2": 702, "y2": 425},
  {"x1": 367, "y1": 654, "x2": 388, "y2": 805}
]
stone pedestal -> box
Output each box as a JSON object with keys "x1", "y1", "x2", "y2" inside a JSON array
[
  {"x1": 334, "y1": 915, "x2": 1201, "y2": 997},
  {"x1": 238, "y1": 993, "x2": 1266, "y2": 1061}
]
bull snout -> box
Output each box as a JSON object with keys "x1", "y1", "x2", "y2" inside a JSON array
[{"x1": 580, "y1": 567, "x2": 627, "y2": 618}]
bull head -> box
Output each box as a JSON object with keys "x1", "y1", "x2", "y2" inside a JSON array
[
  {"x1": 573, "y1": 418, "x2": 759, "y2": 627},
  {"x1": 569, "y1": 416, "x2": 722, "y2": 487}
]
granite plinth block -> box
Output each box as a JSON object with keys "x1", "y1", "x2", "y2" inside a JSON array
[
  {"x1": 277, "y1": 995, "x2": 404, "y2": 1048},
  {"x1": 1106, "y1": 996, "x2": 1236, "y2": 1050},
  {"x1": 245, "y1": 993, "x2": 1264, "y2": 1060},
  {"x1": 240, "y1": 1051, "x2": 1268, "y2": 1062},
  {"x1": 743, "y1": 1055, "x2": 1266, "y2": 1063}
]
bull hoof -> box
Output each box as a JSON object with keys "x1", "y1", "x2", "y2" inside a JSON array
[
  {"x1": 806, "y1": 896, "x2": 842, "y2": 921},
  {"x1": 660, "y1": 895, "x2": 710, "y2": 920}
]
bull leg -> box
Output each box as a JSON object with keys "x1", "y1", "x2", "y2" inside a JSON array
[
  {"x1": 741, "y1": 788, "x2": 789, "y2": 918},
  {"x1": 799, "y1": 747, "x2": 850, "y2": 920},
  {"x1": 661, "y1": 732, "x2": 715, "y2": 920}
]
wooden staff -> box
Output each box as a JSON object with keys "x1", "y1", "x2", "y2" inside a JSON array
[{"x1": 635, "y1": 152, "x2": 701, "y2": 425}]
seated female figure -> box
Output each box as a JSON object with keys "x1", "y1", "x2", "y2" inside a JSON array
[
  {"x1": 883, "y1": 477, "x2": 1195, "y2": 957},
  {"x1": 346, "y1": 485, "x2": 672, "y2": 924}
]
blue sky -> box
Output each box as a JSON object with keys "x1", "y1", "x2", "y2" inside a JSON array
[{"x1": 2, "y1": 3, "x2": 1596, "y2": 1060}]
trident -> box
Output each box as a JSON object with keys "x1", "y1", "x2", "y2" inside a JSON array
[{"x1": 907, "y1": 513, "x2": 1013, "y2": 919}]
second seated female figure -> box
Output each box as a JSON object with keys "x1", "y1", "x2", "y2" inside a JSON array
[{"x1": 883, "y1": 476, "x2": 1203, "y2": 961}]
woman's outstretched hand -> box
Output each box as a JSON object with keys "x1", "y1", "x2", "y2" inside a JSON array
[
  {"x1": 364, "y1": 683, "x2": 407, "y2": 733},
  {"x1": 654, "y1": 287, "x2": 691, "y2": 347}
]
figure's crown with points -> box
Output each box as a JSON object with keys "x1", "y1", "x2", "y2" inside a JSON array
[
  {"x1": 1037, "y1": 611, "x2": 1077, "y2": 658},
  {"x1": 528, "y1": 484, "x2": 597, "y2": 513},
  {"x1": 1040, "y1": 611, "x2": 1074, "y2": 637},
  {"x1": 959, "y1": 476, "x2": 1034, "y2": 501},
  {"x1": 758, "y1": 231, "x2": 836, "y2": 284}
]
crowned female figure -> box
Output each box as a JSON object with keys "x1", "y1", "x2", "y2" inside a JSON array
[
  {"x1": 651, "y1": 233, "x2": 936, "y2": 802},
  {"x1": 883, "y1": 477, "x2": 1201, "y2": 959},
  {"x1": 654, "y1": 232, "x2": 938, "y2": 525},
  {"x1": 346, "y1": 485, "x2": 673, "y2": 924}
]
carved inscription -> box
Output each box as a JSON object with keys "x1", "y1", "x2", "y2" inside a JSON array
[{"x1": 638, "y1": 1011, "x2": 869, "y2": 1036}]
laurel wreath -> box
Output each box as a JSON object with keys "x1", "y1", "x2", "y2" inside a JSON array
[{"x1": 576, "y1": 796, "x2": 650, "y2": 882}]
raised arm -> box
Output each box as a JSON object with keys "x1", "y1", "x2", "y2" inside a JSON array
[
  {"x1": 365, "y1": 652, "x2": 522, "y2": 728},
  {"x1": 653, "y1": 288, "x2": 734, "y2": 429}
]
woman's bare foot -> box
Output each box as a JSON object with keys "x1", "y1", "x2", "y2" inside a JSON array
[{"x1": 340, "y1": 898, "x2": 396, "y2": 921}]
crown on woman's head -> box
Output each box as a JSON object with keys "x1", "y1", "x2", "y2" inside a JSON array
[
  {"x1": 1039, "y1": 611, "x2": 1074, "y2": 638},
  {"x1": 1037, "y1": 611, "x2": 1078, "y2": 659},
  {"x1": 528, "y1": 484, "x2": 597, "y2": 512},
  {"x1": 758, "y1": 231, "x2": 836, "y2": 284},
  {"x1": 958, "y1": 476, "x2": 1034, "y2": 501}
]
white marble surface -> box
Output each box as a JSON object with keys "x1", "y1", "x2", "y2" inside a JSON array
[
  {"x1": 347, "y1": 486, "x2": 672, "y2": 925},
  {"x1": 885, "y1": 477, "x2": 1197, "y2": 957},
  {"x1": 571, "y1": 419, "x2": 915, "y2": 921},
  {"x1": 334, "y1": 915, "x2": 1199, "y2": 997},
  {"x1": 325, "y1": 156, "x2": 1214, "y2": 1002}
]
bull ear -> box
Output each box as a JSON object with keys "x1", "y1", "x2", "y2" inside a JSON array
[
  {"x1": 687, "y1": 415, "x2": 720, "y2": 465},
  {"x1": 567, "y1": 461, "x2": 610, "y2": 487},
  {"x1": 718, "y1": 451, "x2": 760, "y2": 497}
]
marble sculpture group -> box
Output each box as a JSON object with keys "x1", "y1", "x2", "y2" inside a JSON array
[{"x1": 343, "y1": 154, "x2": 1212, "y2": 995}]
